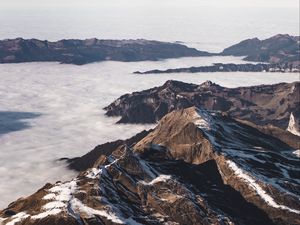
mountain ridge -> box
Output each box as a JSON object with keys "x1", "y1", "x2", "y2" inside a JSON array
[
  {"x1": 0, "y1": 38, "x2": 210, "y2": 65},
  {"x1": 1, "y1": 107, "x2": 299, "y2": 224},
  {"x1": 0, "y1": 34, "x2": 298, "y2": 65},
  {"x1": 104, "y1": 80, "x2": 300, "y2": 141}
]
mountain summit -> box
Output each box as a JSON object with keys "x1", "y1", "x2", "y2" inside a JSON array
[{"x1": 1, "y1": 107, "x2": 299, "y2": 225}]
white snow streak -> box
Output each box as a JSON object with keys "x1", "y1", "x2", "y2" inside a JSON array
[
  {"x1": 292, "y1": 149, "x2": 300, "y2": 158},
  {"x1": 141, "y1": 174, "x2": 172, "y2": 186},
  {"x1": 287, "y1": 113, "x2": 300, "y2": 136},
  {"x1": 4, "y1": 212, "x2": 29, "y2": 225},
  {"x1": 70, "y1": 198, "x2": 124, "y2": 224},
  {"x1": 227, "y1": 160, "x2": 300, "y2": 214}
]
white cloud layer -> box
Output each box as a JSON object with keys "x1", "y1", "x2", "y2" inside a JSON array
[{"x1": 0, "y1": 56, "x2": 299, "y2": 208}]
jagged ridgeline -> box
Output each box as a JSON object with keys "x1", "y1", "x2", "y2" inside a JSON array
[
  {"x1": 104, "y1": 80, "x2": 300, "y2": 153},
  {"x1": 0, "y1": 107, "x2": 299, "y2": 225},
  {"x1": 104, "y1": 81, "x2": 300, "y2": 133}
]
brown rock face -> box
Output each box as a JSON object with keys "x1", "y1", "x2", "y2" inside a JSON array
[
  {"x1": 104, "y1": 80, "x2": 300, "y2": 141},
  {"x1": 1, "y1": 107, "x2": 299, "y2": 225}
]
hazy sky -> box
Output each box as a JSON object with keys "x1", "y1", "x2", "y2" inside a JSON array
[
  {"x1": 0, "y1": 0, "x2": 298, "y2": 43},
  {"x1": 1, "y1": 0, "x2": 299, "y2": 9}
]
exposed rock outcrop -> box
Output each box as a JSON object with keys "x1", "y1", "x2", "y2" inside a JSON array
[
  {"x1": 0, "y1": 38, "x2": 210, "y2": 65},
  {"x1": 104, "y1": 80, "x2": 300, "y2": 139},
  {"x1": 1, "y1": 107, "x2": 299, "y2": 225}
]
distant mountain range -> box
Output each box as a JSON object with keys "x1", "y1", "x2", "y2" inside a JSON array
[
  {"x1": 135, "y1": 34, "x2": 300, "y2": 74},
  {"x1": 134, "y1": 63, "x2": 299, "y2": 74},
  {"x1": 0, "y1": 34, "x2": 299, "y2": 66},
  {"x1": 221, "y1": 34, "x2": 300, "y2": 66},
  {"x1": 0, "y1": 38, "x2": 209, "y2": 65},
  {"x1": 1, "y1": 107, "x2": 299, "y2": 225},
  {"x1": 0, "y1": 35, "x2": 299, "y2": 225}
]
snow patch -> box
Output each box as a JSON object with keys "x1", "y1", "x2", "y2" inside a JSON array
[
  {"x1": 227, "y1": 160, "x2": 300, "y2": 214},
  {"x1": 43, "y1": 201, "x2": 66, "y2": 210},
  {"x1": 287, "y1": 113, "x2": 300, "y2": 136},
  {"x1": 4, "y1": 212, "x2": 29, "y2": 225},
  {"x1": 193, "y1": 110, "x2": 212, "y2": 131},
  {"x1": 42, "y1": 193, "x2": 56, "y2": 200},
  {"x1": 86, "y1": 167, "x2": 103, "y2": 179},
  {"x1": 85, "y1": 157, "x2": 119, "y2": 179},
  {"x1": 293, "y1": 149, "x2": 300, "y2": 158},
  {"x1": 141, "y1": 174, "x2": 172, "y2": 186},
  {"x1": 149, "y1": 175, "x2": 172, "y2": 185},
  {"x1": 47, "y1": 180, "x2": 77, "y2": 202},
  {"x1": 31, "y1": 208, "x2": 62, "y2": 220},
  {"x1": 31, "y1": 179, "x2": 78, "y2": 219},
  {"x1": 70, "y1": 198, "x2": 125, "y2": 224}
]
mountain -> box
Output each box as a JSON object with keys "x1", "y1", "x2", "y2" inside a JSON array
[
  {"x1": 0, "y1": 107, "x2": 299, "y2": 225},
  {"x1": 134, "y1": 63, "x2": 299, "y2": 74},
  {"x1": 104, "y1": 80, "x2": 300, "y2": 138},
  {"x1": 0, "y1": 34, "x2": 298, "y2": 66},
  {"x1": 221, "y1": 34, "x2": 300, "y2": 67},
  {"x1": 0, "y1": 38, "x2": 210, "y2": 65}
]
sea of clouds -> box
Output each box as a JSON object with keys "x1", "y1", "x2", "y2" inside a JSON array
[{"x1": 0, "y1": 56, "x2": 299, "y2": 208}]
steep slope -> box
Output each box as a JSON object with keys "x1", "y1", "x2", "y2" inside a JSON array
[
  {"x1": 1, "y1": 107, "x2": 299, "y2": 225},
  {"x1": 104, "y1": 80, "x2": 300, "y2": 138},
  {"x1": 0, "y1": 38, "x2": 210, "y2": 65},
  {"x1": 221, "y1": 34, "x2": 300, "y2": 66}
]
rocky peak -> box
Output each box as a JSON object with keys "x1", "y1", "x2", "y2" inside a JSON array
[
  {"x1": 1, "y1": 107, "x2": 299, "y2": 224},
  {"x1": 159, "y1": 80, "x2": 198, "y2": 92},
  {"x1": 104, "y1": 81, "x2": 300, "y2": 142}
]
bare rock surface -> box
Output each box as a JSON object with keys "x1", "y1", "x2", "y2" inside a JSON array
[
  {"x1": 1, "y1": 107, "x2": 299, "y2": 225},
  {"x1": 104, "y1": 80, "x2": 300, "y2": 140}
]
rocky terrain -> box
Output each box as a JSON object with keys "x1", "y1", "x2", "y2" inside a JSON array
[
  {"x1": 1, "y1": 107, "x2": 299, "y2": 225},
  {"x1": 221, "y1": 34, "x2": 300, "y2": 67},
  {"x1": 0, "y1": 38, "x2": 209, "y2": 65},
  {"x1": 104, "y1": 80, "x2": 300, "y2": 137},
  {"x1": 134, "y1": 63, "x2": 299, "y2": 74},
  {"x1": 104, "y1": 80, "x2": 300, "y2": 152}
]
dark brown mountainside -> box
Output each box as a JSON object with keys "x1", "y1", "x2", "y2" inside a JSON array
[{"x1": 104, "y1": 80, "x2": 300, "y2": 139}]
